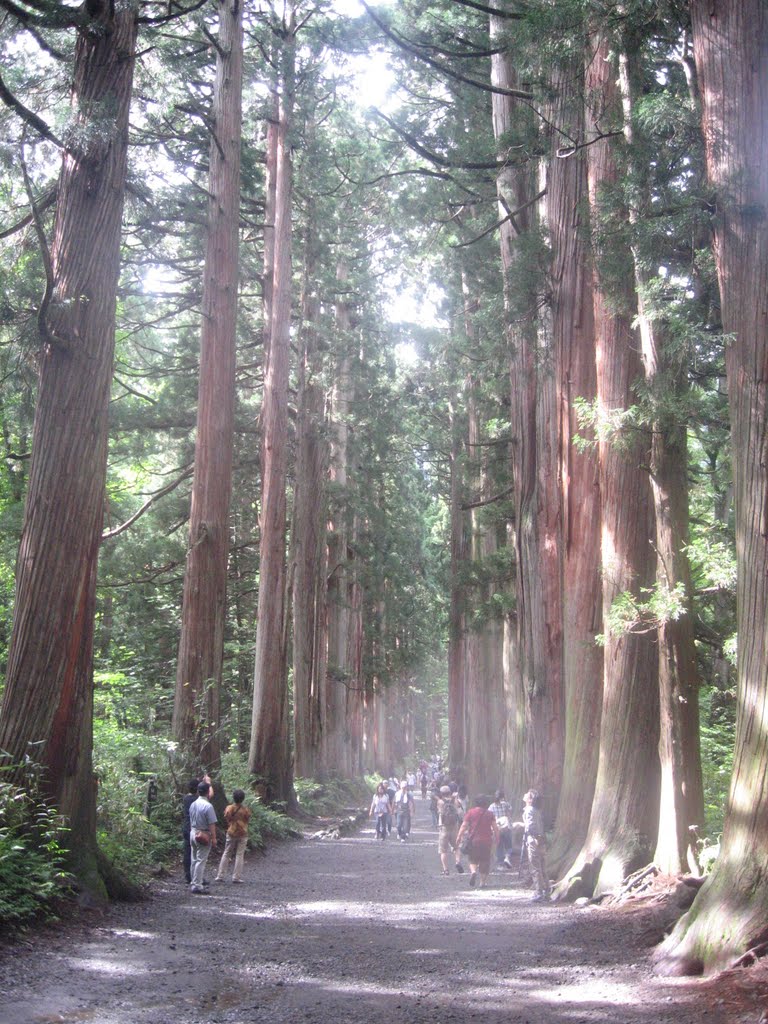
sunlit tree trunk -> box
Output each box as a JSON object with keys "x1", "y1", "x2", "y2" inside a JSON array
[
  {"x1": 547, "y1": 54, "x2": 603, "y2": 876},
  {"x1": 249, "y1": 8, "x2": 296, "y2": 806},
  {"x1": 490, "y1": 10, "x2": 564, "y2": 822},
  {"x1": 173, "y1": 0, "x2": 243, "y2": 771},
  {"x1": 0, "y1": 2, "x2": 137, "y2": 890},
  {"x1": 617, "y1": 41, "x2": 703, "y2": 877},
  {"x1": 658, "y1": 0, "x2": 768, "y2": 974},
  {"x1": 558, "y1": 30, "x2": 659, "y2": 899}
]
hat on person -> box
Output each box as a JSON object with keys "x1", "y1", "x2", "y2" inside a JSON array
[
  {"x1": 197, "y1": 781, "x2": 210, "y2": 795},
  {"x1": 440, "y1": 785, "x2": 451, "y2": 795}
]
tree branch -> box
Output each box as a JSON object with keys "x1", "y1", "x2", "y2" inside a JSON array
[
  {"x1": 0, "y1": 71, "x2": 63, "y2": 148},
  {"x1": 460, "y1": 484, "x2": 513, "y2": 511},
  {"x1": 101, "y1": 465, "x2": 194, "y2": 542},
  {"x1": 361, "y1": 2, "x2": 533, "y2": 100}
]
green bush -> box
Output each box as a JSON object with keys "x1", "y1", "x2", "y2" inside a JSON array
[
  {"x1": 93, "y1": 718, "x2": 179, "y2": 878},
  {"x1": 0, "y1": 774, "x2": 71, "y2": 930},
  {"x1": 294, "y1": 774, "x2": 371, "y2": 816},
  {"x1": 700, "y1": 684, "x2": 736, "y2": 841},
  {"x1": 217, "y1": 749, "x2": 301, "y2": 847}
]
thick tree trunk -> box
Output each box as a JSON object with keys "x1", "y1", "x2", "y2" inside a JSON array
[
  {"x1": 490, "y1": 13, "x2": 564, "y2": 822},
  {"x1": 546, "y1": 56, "x2": 603, "y2": 876},
  {"x1": 173, "y1": 0, "x2": 243, "y2": 770},
  {"x1": 249, "y1": 16, "x2": 296, "y2": 806},
  {"x1": 558, "y1": 31, "x2": 659, "y2": 899},
  {"x1": 0, "y1": 2, "x2": 137, "y2": 891},
  {"x1": 657, "y1": 0, "x2": 768, "y2": 975},
  {"x1": 617, "y1": 43, "x2": 704, "y2": 876}
]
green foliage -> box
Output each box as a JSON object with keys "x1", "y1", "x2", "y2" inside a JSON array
[
  {"x1": 93, "y1": 719, "x2": 179, "y2": 878},
  {"x1": 0, "y1": 774, "x2": 71, "y2": 930},
  {"x1": 596, "y1": 581, "x2": 688, "y2": 645},
  {"x1": 218, "y1": 750, "x2": 301, "y2": 846},
  {"x1": 699, "y1": 685, "x2": 736, "y2": 838},
  {"x1": 293, "y1": 774, "x2": 371, "y2": 816}
]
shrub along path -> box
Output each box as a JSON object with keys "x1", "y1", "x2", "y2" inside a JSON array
[{"x1": 0, "y1": 797, "x2": 751, "y2": 1024}]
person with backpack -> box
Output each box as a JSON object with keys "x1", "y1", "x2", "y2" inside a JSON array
[{"x1": 437, "y1": 786, "x2": 463, "y2": 875}]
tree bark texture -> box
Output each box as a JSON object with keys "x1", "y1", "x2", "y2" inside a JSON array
[
  {"x1": 0, "y1": 2, "x2": 137, "y2": 886},
  {"x1": 546, "y1": 55, "x2": 603, "y2": 875},
  {"x1": 658, "y1": 0, "x2": 768, "y2": 975},
  {"x1": 249, "y1": 16, "x2": 295, "y2": 806},
  {"x1": 292, "y1": 240, "x2": 329, "y2": 779},
  {"x1": 617, "y1": 41, "x2": 704, "y2": 876},
  {"x1": 173, "y1": 0, "x2": 243, "y2": 770},
  {"x1": 490, "y1": 14, "x2": 564, "y2": 822},
  {"x1": 559, "y1": 32, "x2": 660, "y2": 898}
]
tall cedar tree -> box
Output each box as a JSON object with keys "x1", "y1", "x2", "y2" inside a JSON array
[
  {"x1": 0, "y1": 1, "x2": 137, "y2": 888},
  {"x1": 658, "y1": 0, "x2": 768, "y2": 974},
  {"x1": 249, "y1": 3, "x2": 296, "y2": 806},
  {"x1": 558, "y1": 28, "x2": 659, "y2": 899},
  {"x1": 617, "y1": 32, "x2": 704, "y2": 876},
  {"x1": 546, "y1": 51, "x2": 603, "y2": 876},
  {"x1": 173, "y1": 0, "x2": 244, "y2": 771}
]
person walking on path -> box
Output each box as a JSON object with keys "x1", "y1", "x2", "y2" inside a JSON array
[
  {"x1": 488, "y1": 789, "x2": 514, "y2": 868},
  {"x1": 215, "y1": 788, "x2": 251, "y2": 883},
  {"x1": 437, "y1": 785, "x2": 463, "y2": 875},
  {"x1": 188, "y1": 780, "x2": 218, "y2": 894},
  {"x1": 370, "y1": 783, "x2": 393, "y2": 840},
  {"x1": 181, "y1": 778, "x2": 199, "y2": 884},
  {"x1": 394, "y1": 779, "x2": 414, "y2": 841},
  {"x1": 522, "y1": 789, "x2": 550, "y2": 901},
  {"x1": 455, "y1": 794, "x2": 499, "y2": 890}
]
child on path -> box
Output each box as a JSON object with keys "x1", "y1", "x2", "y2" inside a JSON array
[
  {"x1": 522, "y1": 789, "x2": 550, "y2": 901},
  {"x1": 215, "y1": 788, "x2": 251, "y2": 883}
]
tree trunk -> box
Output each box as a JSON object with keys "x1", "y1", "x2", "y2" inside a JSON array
[
  {"x1": 0, "y1": 1, "x2": 137, "y2": 891},
  {"x1": 173, "y1": 0, "x2": 243, "y2": 771},
  {"x1": 249, "y1": 12, "x2": 296, "y2": 806},
  {"x1": 546, "y1": 54, "x2": 603, "y2": 876},
  {"x1": 657, "y1": 0, "x2": 768, "y2": 975},
  {"x1": 324, "y1": 262, "x2": 354, "y2": 775},
  {"x1": 490, "y1": 11, "x2": 564, "y2": 822},
  {"x1": 617, "y1": 40, "x2": 704, "y2": 877},
  {"x1": 558, "y1": 30, "x2": 659, "y2": 899},
  {"x1": 292, "y1": 226, "x2": 329, "y2": 780},
  {"x1": 447, "y1": 398, "x2": 468, "y2": 776}
]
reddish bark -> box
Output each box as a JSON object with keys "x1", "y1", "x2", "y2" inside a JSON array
[
  {"x1": 0, "y1": 2, "x2": 137, "y2": 885},
  {"x1": 547, "y1": 56, "x2": 603, "y2": 875},
  {"x1": 559, "y1": 31, "x2": 659, "y2": 898},
  {"x1": 658, "y1": 0, "x2": 768, "y2": 974},
  {"x1": 617, "y1": 43, "x2": 703, "y2": 876},
  {"x1": 173, "y1": 0, "x2": 244, "y2": 770},
  {"x1": 249, "y1": 15, "x2": 296, "y2": 806},
  {"x1": 490, "y1": 14, "x2": 564, "y2": 821}
]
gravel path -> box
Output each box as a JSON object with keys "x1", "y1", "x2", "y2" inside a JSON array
[{"x1": 0, "y1": 798, "x2": 734, "y2": 1024}]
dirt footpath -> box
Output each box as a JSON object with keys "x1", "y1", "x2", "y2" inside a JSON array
[{"x1": 0, "y1": 798, "x2": 751, "y2": 1024}]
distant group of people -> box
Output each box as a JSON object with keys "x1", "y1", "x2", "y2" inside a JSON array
[
  {"x1": 369, "y1": 763, "x2": 551, "y2": 901},
  {"x1": 181, "y1": 772, "x2": 252, "y2": 893}
]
